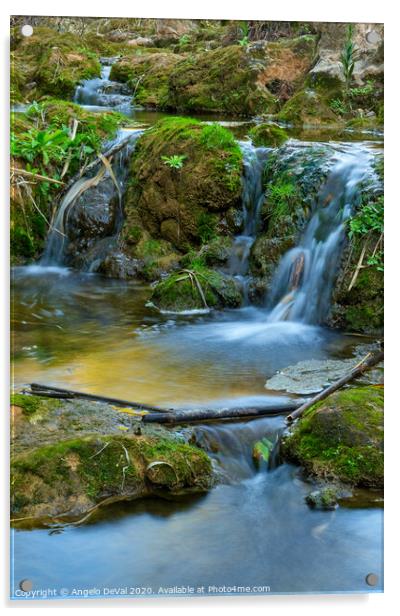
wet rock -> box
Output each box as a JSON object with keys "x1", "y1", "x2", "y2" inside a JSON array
[
  {"x1": 281, "y1": 386, "x2": 384, "y2": 488},
  {"x1": 11, "y1": 27, "x2": 100, "y2": 100},
  {"x1": 248, "y1": 123, "x2": 289, "y2": 147},
  {"x1": 305, "y1": 485, "x2": 351, "y2": 510},
  {"x1": 150, "y1": 267, "x2": 242, "y2": 312},
  {"x1": 10, "y1": 393, "x2": 213, "y2": 523},
  {"x1": 122, "y1": 117, "x2": 243, "y2": 271}
]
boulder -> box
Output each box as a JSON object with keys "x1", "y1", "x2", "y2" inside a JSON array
[{"x1": 281, "y1": 386, "x2": 383, "y2": 488}]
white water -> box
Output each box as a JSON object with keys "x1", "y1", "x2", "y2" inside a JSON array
[
  {"x1": 40, "y1": 128, "x2": 142, "y2": 267},
  {"x1": 266, "y1": 143, "x2": 378, "y2": 325},
  {"x1": 74, "y1": 57, "x2": 133, "y2": 113},
  {"x1": 228, "y1": 141, "x2": 269, "y2": 300}
]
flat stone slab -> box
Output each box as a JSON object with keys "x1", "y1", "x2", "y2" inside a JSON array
[{"x1": 265, "y1": 349, "x2": 384, "y2": 395}]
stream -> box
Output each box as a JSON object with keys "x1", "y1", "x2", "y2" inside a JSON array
[{"x1": 10, "y1": 58, "x2": 383, "y2": 597}]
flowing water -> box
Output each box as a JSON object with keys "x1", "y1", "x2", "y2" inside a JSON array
[
  {"x1": 228, "y1": 141, "x2": 269, "y2": 301},
  {"x1": 40, "y1": 128, "x2": 142, "y2": 270},
  {"x1": 74, "y1": 58, "x2": 133, "y2": 113},
  {"x1": 267, "y1": 143, "x2": 378, "y2": 324},
  {"x1": 10, "y1": 110, "x2": 383, "y2": 596}
]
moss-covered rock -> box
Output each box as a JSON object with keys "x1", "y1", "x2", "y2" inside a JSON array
[
  {"x1": 150, "y1": 265, "x2": 242, "y2": 312},
  {"x1": 10, "y1": 393, "x2": 213, "y2": 522},
  {"x1": 249, "y1": 141, "x2": 334, "y2": 296},
  {"x1": 281, "y1": 386, "x2": 383, "y2": 488},
  {"x1": 11, "y1": 27, "x2": 100, "y2": 101},
  {"x1": 110, "y1": 52, "x2": 185, "y2": 108},
  {"x1": 10, "y1": 100, "x2": 127, "y2": 264},
  {"x1": 166, "y1": 45, "x2": 278, "y2": 116},
  {"x1": 277, "y1": 88, "x2": 341, "y2": 125},
  {"x1": 248, "y1": 123, "x2": 289, "y2": 147},
  {"x1": 122, "y1": 117, "x2": 242, "y2": 269}
]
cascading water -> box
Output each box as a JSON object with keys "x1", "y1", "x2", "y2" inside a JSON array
[
  {"x1": 40, "y1": 128, "x2": 142, "y2": 269},
  {"x1": 74, "y1": 57, "x2": 133, "y2": 113},
  {"x1": 266, "y1": 143, "x2": 378, "y2": 325},
  {"x1": 228, "y1": 141, "x2": 269, "y2": 300}
]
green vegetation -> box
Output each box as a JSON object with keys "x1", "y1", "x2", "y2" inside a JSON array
[
  {"x1": 281, "y1": 387, "x2": 384, "y2": 488},
  {"x1": 237, "y1": 21, "x2": 250, "y2": 47},
  {"x1": 11, "y1": 433, "x2": 213, "y2": 518},
  {"x1": 249, "y1": 124, "x2": 289, "y2": 148},
  {"x1": 150, "y1": 262, "x2": 242, "y2": 312},
  {"x1": 340, "y1": 24, "x2": 359, "y2": 106},
  {"x1": 348, "y1": 196, "x2": 384, "y2": 271},
  {"x1": 161, "y1": 154, "x2": 186, "y2": 169},
  {"x1": 10, "y1": 100, "x2": 126, "y2": 263}
]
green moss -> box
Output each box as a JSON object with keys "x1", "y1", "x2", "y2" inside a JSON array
[
  {"x1": 281, "y1": 386, "x2": 383, "y2": 487},
  {"x1": 12, "y1": 27, "x2": 101, "y2": 101},
  {"x1": 11, "y1": 433, "x2": 213, "y2": 517},
  {"x1": 11, "y1": 100, "x2": 126, "y2": 263},
  {"x1": 11, "y1": 394, "x2": 40, "y2": 416},
  {"x1": 278, "y1": 89, "x2": 342, "y2": 125},
  {"x1": 10, "y1": 393, "x2": 60, "y2": 418},
  {"x1": 167, "y1": 45, "x2": 278, "y2": 116},
  {"x1": 150, "y1": 264, "x2": 242, "y2": 312},
  {"x1": 122, "y1": 117, "x2": 242, "y2": 269},
  {"x1": 249, "y1": 123, "x2": 289, "y2": 147}
]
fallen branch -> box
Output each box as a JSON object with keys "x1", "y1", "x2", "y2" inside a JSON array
[
  {"x1": 143, "y1": 401, "x2": 303, "y2": 425},
  {"x1": 286, "y1": 350, "x2": 384, "y2": 423},
  {"x1": 10, "y1": 167, "x2": 65, "y2": 185},
  {"x1": 28, "y1": 383, "x2": 173, "y2": 414}
]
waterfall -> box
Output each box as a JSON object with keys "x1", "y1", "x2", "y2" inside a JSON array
[
  {"x1": 74, "y1": 57, "x2": 133, "y2": 113},
  {"x1": 40, "y1": 129, "x2": 142, "y2": 268},
  {"x1": 266, "y1": 143, "x2": 377, "y2": 325},
  {"x1": 228, "y1": 141, "x2": 269, "y2": 300}
]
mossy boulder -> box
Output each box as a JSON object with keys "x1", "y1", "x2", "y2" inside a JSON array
[
  {"x1": 166, "y1": 36, "x2": 316, "y2": 116},
  {"x1": 150, "y1": 266, "x2": 242, "y2": 312},
  {"x1": 248, "y1": 123, "x2": 289, "y2": 147},
  {"x1": 277, "y1": 88, "x2": 341, "y2": 126},
  {"x1": 122, "y1": 117, "x2": 243, "y2": 266},
  {"x1": 249, "y1": 141, "x2": 334, "y2": 296},
  {"x1": 10, "y1": 393, "x2": 213, "y2": 522},
  {"x1": 11, "y1": 27, "x2": 100, "y2": 101},
  {"x1": 10, "y1": 100, "x2": 127, "y2": 264},
  {"x1": 110, "y1": 52, "x2": 185, "y2": 108},
  {"x1": 281, "y1": 386, "x2": 384, "y2": 488},
  {"x1": 166, "y1": 45, "x2": 278, "y2": 116}
]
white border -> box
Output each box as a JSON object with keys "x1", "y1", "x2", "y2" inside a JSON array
[{"x1": 1, "y1": 1, "x2": 397, "y2": 614}]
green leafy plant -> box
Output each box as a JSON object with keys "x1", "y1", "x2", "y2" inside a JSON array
[
  {"x1": 329, "y1": 98, "x2": 348, "y2": 116},
  {"x1": 237, "y1": 21, "x2": 250, "y2": 46},
  {"x1": 340, "y1": 24, "x2": 360, "y2": 106},
  {"x1": 161, "y1": 154, "x2": 187, "y2": 169},
  {"x1": 178, "y1": 34, "x2": 191, "y2": 48},
  {"x1": 197, "y1": 212, "x2": 217, "y2": 243},
  {"x1": 348, "y1": 196, "x2": 384, "y2": 238},
  {"x1": 268, "y1": 180, "x2": 297, "y2": 220}
]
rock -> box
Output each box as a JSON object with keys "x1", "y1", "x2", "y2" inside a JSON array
[
  {"x1": 10, "y1": 393, "x2": 213, "y2": 523},
  {"x1": 248, "y1": 123, "x2": 289, "y2": 147},
  {"x1": 305, "y1": 485, "x2": 352, "y2": 510},
  {"x1": 121, "y1": 117, "x2": 243, "y2": 274},
  {"x1": 12, "y1": 27, "x2": 100, "y2": 99},
  {"x1": 110, "y1": 52, "x2": 184, "y2": 108},
  {"x1": 266, "y1": 358, "x2": 355, "y2": 395},
  {"x1": 310, "y1": 23, "x2": 383, "y2": 87},
  {"x1": 126, "y1": 37, "x2": 154, "y2": 47},
  {"x1": 281, "y1": 386, "x2": 384, "y2": 488},
  {"x1": 150, "y1": 267, "x2": 242, "y2": 312},
  {"x1": 277, "y1": 88, "x2": 341, "y2": 126}
]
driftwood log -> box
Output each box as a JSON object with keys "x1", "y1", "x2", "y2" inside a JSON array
[
  {"x1": 142, "y1": 401, "x2": 302, "y2": 424},
  {"x1": 286, "y1": 350, "x2": 384, "y2": 423},
  {"x1": 28, "y1": 383, "x2": 171, "y2": 414}
]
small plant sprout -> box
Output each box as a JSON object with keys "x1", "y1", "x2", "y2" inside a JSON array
[{"x1": 161, "y1": 154, "x2": 187, "y2": 170}]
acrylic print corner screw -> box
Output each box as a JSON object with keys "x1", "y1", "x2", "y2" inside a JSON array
[{"x1": 10, "y1": 15, "x2": 383, "y2": 600}]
